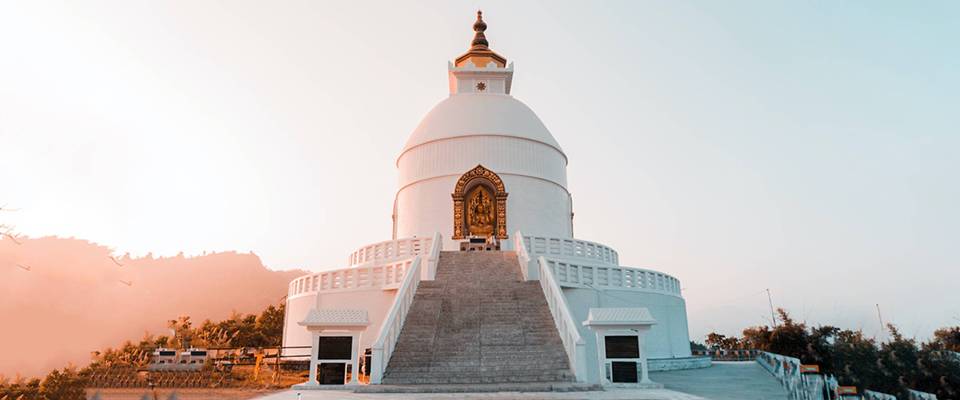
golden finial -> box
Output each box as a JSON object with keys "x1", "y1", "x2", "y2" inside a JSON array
[
  {"x1": 471, "y1": 10, "x2": 489, "y2": 49},
  {"x1": 454, "y1": 10, "x2": 506, "y2": 68}
]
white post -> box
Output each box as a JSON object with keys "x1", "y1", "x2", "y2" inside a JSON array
[
  {"x1": 370, "y1": 345, "x2": 383, "y2": 384},
  {"x1": 595, "y1": 330, "x2": 608, "y2": 384},
  {"x1": 638, "y1": 331, "x2": 651, "y2": 384},
  {"x1": 349, "y1": 332, "x2": 361, "y2": 385},
  {"x1": 307, "y1": 331, "x2": 320, "y2": 386}
]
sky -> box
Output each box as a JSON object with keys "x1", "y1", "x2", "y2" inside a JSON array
[{"x1": 1, "y1": 1, "x2": 958, "y2": 341}]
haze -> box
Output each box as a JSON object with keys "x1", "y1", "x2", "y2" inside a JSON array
[{"x1": 1, "y1": 1, "x2": 958, "y2": 343}]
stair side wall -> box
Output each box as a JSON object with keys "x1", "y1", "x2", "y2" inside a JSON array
[
  {"x1": 282, "y1": 289, "x2": 397, "y2": 358},
  {"x1": 562, "y1": 286, "x2": 693, "y2": 383}
]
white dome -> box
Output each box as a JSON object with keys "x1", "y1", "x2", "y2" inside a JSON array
[{"x1": 400, "y1": 94, "x2": 564, "y2": 159}]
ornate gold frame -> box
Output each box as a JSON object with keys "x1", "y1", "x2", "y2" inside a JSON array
[{"x1": 452, "y1": 165, "x2": 508, "y2": 240}]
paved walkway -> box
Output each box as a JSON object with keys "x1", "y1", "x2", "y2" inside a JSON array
[
  {"x1": 253, "y1": 388, "x2": 705, "y2": 400},
  {"x1": 251, "y1": 361, "x2": 788, "y2": 400},
  {"x1": 650, "y1": 361, "x2": 788, "y2": 400}
]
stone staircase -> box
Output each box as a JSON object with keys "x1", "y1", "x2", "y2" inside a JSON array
[{"x1": 380, "y1": 251, "x2": 576, "y2": 385}]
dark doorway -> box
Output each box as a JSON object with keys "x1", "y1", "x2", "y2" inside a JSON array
[
  {"x1": 318, "y1": 363, "x2": 345, "y2": 385},
  {"x1": 610, "y1": 361, "x2": 639, "y2": 383}
]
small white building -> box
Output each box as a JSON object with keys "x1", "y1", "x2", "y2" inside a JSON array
[
  {"x1": 148, "y1": 348, "x2": 207, "y2": 371},
  {"x1": 282, "y1": 11, "x2": 707, "y2": 387}
]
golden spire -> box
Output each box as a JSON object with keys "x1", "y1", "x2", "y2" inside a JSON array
[
  {"x1": 471, "y1": 10, "x2": 489, "y2": 49},
  {"x1": 455, "y1": 10, "x2": 506, "y2": 68}
]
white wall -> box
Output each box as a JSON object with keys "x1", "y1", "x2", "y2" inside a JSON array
[
  {"x1": 395, "y1": 135, "x2": 572, "y2": 249},
  {"x1": 562, "y1": 287, "x2": 692, "y2": 382},
  {"x1": 395, "y1": 174, "x2": 572, "y2": 250},
  {"x1": 282, "y1": 289, "x2": 398, "y2": 357},
  {"x1": 397, "y1": 135, "x2": 567, "y2": 189}
]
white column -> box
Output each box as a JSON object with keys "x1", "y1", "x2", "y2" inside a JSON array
[
  {"x1": 594, "y1": 330, "x2": 607, "y2": 385},
  {"x1": 348, "y1": 332, "x2": 361, "y2": 385},
  {"x1": 307, "y1": 331, "x2": 320, "y2": 386},
  {"x1": 638, "y1": 332, "x2": 651, "y2": 384}
]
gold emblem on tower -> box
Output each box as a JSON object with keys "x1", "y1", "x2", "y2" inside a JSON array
[{"x1": 452, "y1": 165, "x2": 508, "y2": 240}]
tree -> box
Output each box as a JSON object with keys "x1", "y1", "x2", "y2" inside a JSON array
[
  {"x1": 704, "y1": 332, "x2": 727, "y2": 351},
  {"x1": 255, "y1": 303, "x2": 285, "y2": 347},
  {"x1": 741, "y1": 325, "x2": 773, "y2": 350},
  {"x1": 39, "y1": 368, "x2": 86, "y2": 400},
  {"x1": 690, "y1": 341, "x2": 707, "y2": 352},
  {"x1": 831, "y1": 329, "x2": 886, "y2": 393},
  {"x1": 929, "y1": 326, "x2": 960, "y2": 352},
  {"x1": 168, "y1": 315, "x2": 194, "y2": 348},
  {"x1": 767, "y1": 309, "x2": 811, "y2": 359}
]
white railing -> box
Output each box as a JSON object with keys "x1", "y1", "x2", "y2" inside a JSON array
[
  {"x1": 758, "y1": 351, "x2": 935, "y2": 400},
  {"x1": 758, "y1": 351, "x2": 836, "y2": 400},
  {"x1": 514, "y1": 231, "x2": 533, "y2": 280},
  {"x1": 287, "y1": 257, "x2": 416, "y2": 298},
  {"x1": 369, "y1": 256, "x2": 423, "y2": 384},
  {"x1": 347, "y1": 236, "x2": 435, "y2": 267},
  {"x1": 908, "y1": 389, "x2": 939, "y2": 400},
  {"x1": 757, "y1": 351, "x2": 804, "y2": 395},
  {"x1": 537, "y1": 256, "x2": 588, "y2": 382},
  {"x1": 544, "y1": 259, "x2": 682, "y2": 297},
  {"x1": 523, "y1": 235, "x2": 619, "y2": 266},
  {"x1": 287, "y1": 233, "x2": 443, "y2": 298},
  {"x1": 424, "y1": 232, "x2": 442, "y2": 280},
  {"x1": 864, "y1": 390, "x2": 898, "y2": 400}
]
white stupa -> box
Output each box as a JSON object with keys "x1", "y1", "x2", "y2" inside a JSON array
[{"x1": 284, "y1": 11, "x2": 704, "y2": 389}]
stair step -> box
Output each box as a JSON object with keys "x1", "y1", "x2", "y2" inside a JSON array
[
  {"x1": 355, "y1": 382, "x2": 600, "y2": 393},
  {"x1": 383, "y1": 251, "x2": 571, "y2": 384}
]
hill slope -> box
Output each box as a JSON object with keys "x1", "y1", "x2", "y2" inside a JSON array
[{"x1": 0, "y1": 236, "x2": 306, "y2": 377}]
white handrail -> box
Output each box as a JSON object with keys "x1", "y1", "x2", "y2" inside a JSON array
[
  {"x1": 758, "y1": 351, "x2": 829, "y2": 399},
  {"x1": 424, "y1": 232, "x2": 442, "y2": 280},
  {"x1": 864, "y1": 390, "x2": 898, "y2": 400},
  {"x1": 907, "y1": 389, "x2": 939, "y2": 400},
  {"x1": 537, "y1": 256, "x2": 588, "y2": 382},
  {"x1": 369, "y1": 256, "x2": 423, "y2": 384},
  {"x1": 543, "y1": 259, "x2": 683, "y2": 297},
  {"x1": 287, "y1": 257, "x2": 416, "y2": 298},
  {"x1": 514, "y1": 230, "x2": 533, "y2": 280},
  {"x1": 757, "y1": 351, "x2": 802, "y2": 390}
]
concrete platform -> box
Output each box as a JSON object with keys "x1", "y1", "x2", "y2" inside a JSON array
[
  {"x1": 649, "y1": 361, "x2": 788, "y2": 400},
  {"x1": 254, "y1": 388, "x2": 706, "y2": 400},
  {"x1": 353, "y1": 382, "x2": 601, "y2": 393}
]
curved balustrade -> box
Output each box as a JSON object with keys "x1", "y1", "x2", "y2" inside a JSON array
[
  {"x1": 369, "y1": 256, "x2": 423, "y2": 384},
  {"x1": 287, "y1": 258, "x2": 416, "y2": 298},
  {"x1": 347, "y1": 236, "x2": 434, "y2": 266},
  {"x1": 536, "y1": 256, "x2": 588, "y2": 382},
  {"x1": 288, "y1": 233, "x2": 442, "y2": 298},
  {"x1": 523, "y1": 235, "x2": 619, "y2": 266},
  {"x1": 544, "y1": 259, "x2": 682, "y2": 297}
]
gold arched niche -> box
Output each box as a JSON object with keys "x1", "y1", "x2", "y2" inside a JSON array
[{"x1": 452, "y1": 165, "x2": 508, "y2": 240}]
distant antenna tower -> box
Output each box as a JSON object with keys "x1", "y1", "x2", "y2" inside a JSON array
[
  {"x1": 876, "y1": 303, "x2": 885, "y2": 340},
  {"x1": 766, "y1": 288, "x2": 778, "y2": 327}
]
